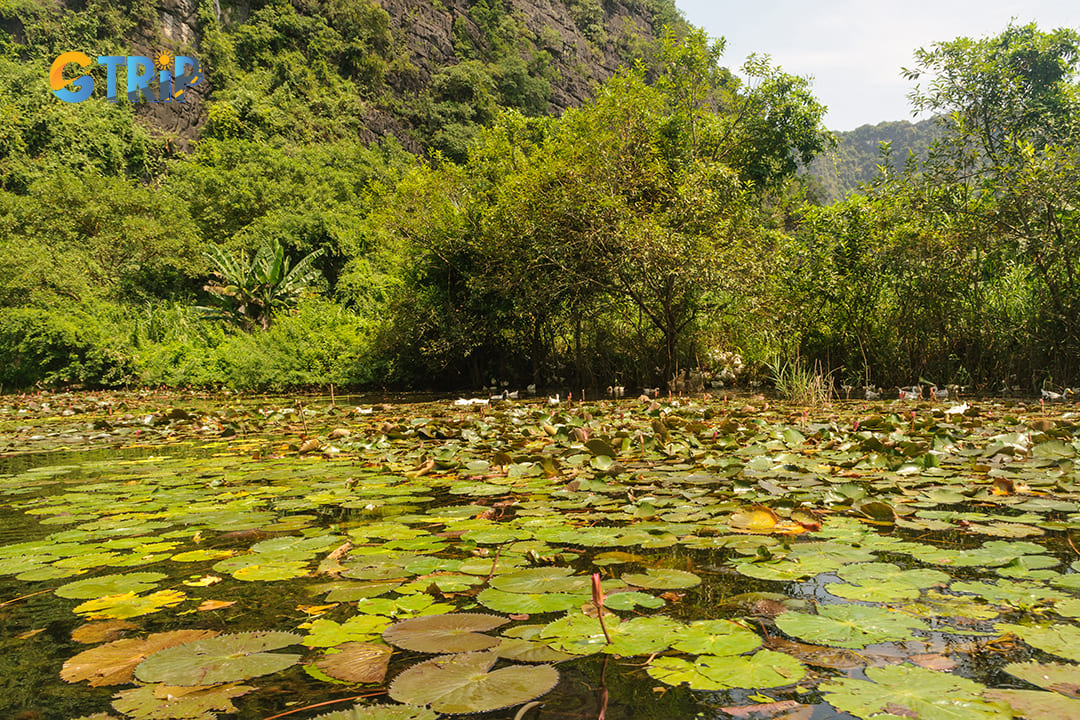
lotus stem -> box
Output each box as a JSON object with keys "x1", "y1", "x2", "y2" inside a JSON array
[{"x1": 591, "y1": 573, "x2": 613, "y2": 645}]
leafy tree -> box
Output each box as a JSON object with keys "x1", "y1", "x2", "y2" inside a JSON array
[
  {"x1": 202, "y1": 238, "x2": 322, "y2": 331},
  {"x1": 904, "y1": 22, "x2": 1080, "y2": 376}
]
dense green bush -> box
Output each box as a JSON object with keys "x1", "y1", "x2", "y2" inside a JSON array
[{"x1": 0, "y1": 306, "x2": 134, "y2": 388}]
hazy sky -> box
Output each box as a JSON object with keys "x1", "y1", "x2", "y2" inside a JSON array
[{"x1": 675, "y1": 1, "x2": 1080, "y2": 131}]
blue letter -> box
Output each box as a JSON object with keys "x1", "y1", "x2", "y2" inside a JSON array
[
  {"x1": 97, "y1": 56, "x2": 125, "y2": 102},
  {"x1": 126, "y1": 56, "x2": 155, "y2": 102}
]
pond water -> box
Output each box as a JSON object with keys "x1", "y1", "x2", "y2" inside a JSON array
[{"x1": 1, "y1": 391, "x2": 1079, "y2": 720}]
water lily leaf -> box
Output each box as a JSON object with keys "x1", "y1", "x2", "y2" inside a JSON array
[
  {"x1": 603, "y1": 590, "x2": 664, "y2": 611},
  {"x1": 111, "y1": 682, "x2": 254, "y2": 720},
  {"x1": 477, "y1": 588, "x2": 587, "y2": 614},
  {"x1": 494, "y1": 637, "x2": 576, "y2": 663},
  {"x1": 621, "y1": 568, "x2": 700, "y2": 589},
  {"x1": 74, "y1": 590, "x2": 187, "y2": 620},
  {"x1": 232, "y1": 560, "x2": 310, "y2": 582},
  {"x1": 313, "y1": 704, "x2": 438, "y2": 720},
  {"x1": 775, "y1": 604, "x2": 927, "y2": 648},
  {"x1": 388, "y1": 651, "x2": 559, "y2": 714},
  {"x1": 666, "y1": 619, "x2": 762, "y2": 656},
  {"x1": 134, "y1": 631, "x2": 303, "y2": 685},
  {"x1": 315, "y1": 642, "x2": 392, "y2": 684},
  {"x1": 985, "y1": 689, "x2": 1080, "y2": 719},
  {"x1": 647, "y1": 651, "x2": 806, "y2": 691},
  {"x1": 304, "y1": 615, "x2": 394, "y2": 648},
  {"x1": 604, "y1": 616, "x2": 682, "y2": 656},
  {"x1": 827, "y1": 562, "x2": 949, "y2": 602},
  {"x1": 489, "y1": 567, "x2": 589, "y2": 594},
  {"x1": 540, "y1": 612, "x2": 618, "y2": 655},
  {"x1": 996, "y1": 623, "x2": 1080, "y2": 662},
  {"x1": 71, "y1": 620, "x2": 138, "y2": 644},
  {"x1": 61, "y1": 630, "x2": 220, "y2": 686},
  {"x1": 1004, "y1": 661, "x2": 1080, "y2": 695},
  {"x1": 56, "y1": 572, "x2": 168, "y2": 600},
  {"x1": 383, "y1": 613, "x2": 508, "y2": 653},
  {"x1": 820, "y1": 663, "x2": 1011, "y2": 719}
]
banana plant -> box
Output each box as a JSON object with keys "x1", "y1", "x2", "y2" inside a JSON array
[{"x1": 201, "y1": 239, "x2": 322, "y2": 331}]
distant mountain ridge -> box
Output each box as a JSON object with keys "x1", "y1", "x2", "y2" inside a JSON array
[{"x1": 807, "y1": 118, "x2": 943, "y2": 202}]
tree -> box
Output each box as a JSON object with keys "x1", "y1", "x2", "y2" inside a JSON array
[
  {"x1": 202, "y1": 238, "x2": 322, "y2": 331},
  {"x1": 904, "y1": 22, "x2": 1080, "y2": 375}
]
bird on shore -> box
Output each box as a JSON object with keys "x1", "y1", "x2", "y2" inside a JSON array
[
  {"x1": 898, "y1": 385, "x2": 922, "y2": 401},
  {"x1": 864, "y1": 386, "x2": 880, "y2": 401}
]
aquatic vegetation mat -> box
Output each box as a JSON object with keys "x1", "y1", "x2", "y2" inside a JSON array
[{"x1": 2, "y1": 390, "x2": 1080, "y2": 718}]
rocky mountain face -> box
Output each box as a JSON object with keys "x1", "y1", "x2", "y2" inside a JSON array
[{"x1": 112, "y1": 0, "x2": 676, "y2": 148}]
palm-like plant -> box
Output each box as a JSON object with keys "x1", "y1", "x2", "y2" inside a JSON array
[{"x1": 202, "y1": 239, "x2": 322, "y2": 331}]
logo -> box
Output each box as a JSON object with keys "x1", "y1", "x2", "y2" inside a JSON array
[{"x1": 50, "y1": 50, "x2": 204, "y2": 103}]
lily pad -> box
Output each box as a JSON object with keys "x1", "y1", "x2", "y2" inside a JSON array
[
  {"x1": 73, "y1": 590, "x2": 188, "y2": 620},
  {"x1": 111, "y1": 682, "x2": 254, "y2": 720},
  {"x1": 313, "y1": 705, "x2": 438, "y2": 720},
  {"x1": 621, "y1": 568, "x2": 701, "y2": 589},
  {"x1": 383, "y1": 613, "x2": 509, "y2": 653},
  {"x1": 820, "y1": 663, "x2": 1011, "y2": 719},
  {"x1": 388, "y1": 651, "x2": 559, "y2": 714},
  {"x1": 647, "y1": 651, "x2": 806, "y2": 691},
  {"x1": 666, "y1": 619, "x2": 762, "y2": 656},
  {"x1": 134, "y1": 631, "x2": 303, "y2": 685},
  {"x1": 996, "y1": 623, "x2": 1080, "y2": 662},
  {"x1": 489, "y1": 567, "x2": 589, "y2": 594},
  {"x1": 61, "y1": 630, "x2": 220, "y2": 687},
  {"x1": 476, "y1": 588, "x2": 587, "y2": 614},
  {"x1": 315, "y1": 642, "x2": 393, "y2": 684},
  {"x1": 55, "y1": 572, "x2": 168, "y2": 600},
  {"x1": 775, "y1": 604, "x2": 928, "y2": 648}
]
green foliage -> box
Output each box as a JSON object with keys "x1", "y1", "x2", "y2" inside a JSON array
[
  {"x1": 0, "y1": 305, "x2": 133, "y2": 388},
  {"x1": 202, "y1": 238, "x2": 323, "y2": 331}
]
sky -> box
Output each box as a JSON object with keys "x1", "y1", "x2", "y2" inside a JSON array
[{"x1": 675, "y1": 1, "x2": 1080, "y2": 131}]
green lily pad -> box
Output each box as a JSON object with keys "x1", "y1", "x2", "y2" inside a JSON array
[
  {"x1": 135, "y1": 631, "x2": 303, "y2": 685},
  {"x1": 827, "y1": 562, "x2": 950, "y2": 602},
  {"x1": 303, "y1": 615, "x2": 394, "y2": 648},
  {"x1": 647, "y1": 651, "x2": 806, "y2": 691},
  {"x1": 775, "y1": 604, "x2": 928, "y2": 648},
  {"x1": 603, "y1": 590, "x2": 664, "y2": 611},
  {"x1": 489, "y1": 567, "x2": 589, "y2": 594},
  {"x1": 665, "y1": 619, "x2": 762, "y2": 656},
  {"x1": 820, "y1": 663, "x2": 1012, "y2": 719},
  {"x1": 313, "y1": 704, "x2": 439, "y2": 720},
  {"x1": 996, "y1": 623, "x2": 1080, "y2": 662},
  {"x1": 55, "y1": 572, "x2": 168, "y2": 600},
  {"x1": 73, "y1": 590, "x2": 187, "y2": 620},
  {"x1": 621, "y1": 568, "x2": 700, "y2": 589},
  {"x1": 387, "y1": 651, "x2": 559, "y2": 714},
  {"x1": 383, "y1": 613, "x2": 508, "y2": 653},
  {"x1": 984, "y1": 689, "x2": 1080, "y2": 719},
  {"x1": 476, "y1": 588, "x2": 587, "y2": 614}
]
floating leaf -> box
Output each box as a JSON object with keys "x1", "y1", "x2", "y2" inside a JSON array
[
  {"x1": 383, "y1": 613, "x2": 508, "y2": 653},
  {"x1": 621, "y1": 568, "x2": 700, "y2": 589},
  {"x1": 647, "y1": 651, "x2": 806, "y2": 691},
  {"x1": 56, "y1": 572, "x2": 168, "y2": 600},
  {"x1": 135, "y1": 631, "x2": 303, "y2": 685},
  {"x1": 996, "y1": 623, "x2": 1080, "y2": 662},
  {"x1": 74, "y1": 590, "x2": 187, "y2": 620},
  {"x1": 62, "y1": 630, "x2": 220, "y2": 687},
  {"x1": 304, "y1": 616, "x2": 393, "y2": 648},
  {"x1": 603, "y1": 590, "x2": 664, "y2": 611},
  {"x1": 388, "y1": 651, "x2": 559, "y2": 713},
  {"x1": 775, "y1": 605, "x2": 927, "y2": 648},
  {"x1": 666, "y1": 619, "x2": 762, "y2": 656},
  {"x1": 821, "y1": 663, "x2": 1011, "y2": 719},
  {"x1": 315, "y1": 642, "x2": 393, "y2": 684},
  {"x1": 313, "y1": 704, "x2": 438, "y2": 720},
  {"x1": 111, "y1": 682, "x2": 253, "y2": 719},
  {"x1": 985, "y1": 689, "x2": 1080, "y2": 719},
  {"x1": 477, "y1": 588, "x2": 587, "y2": 614},
  {"x1": 71, "y1": 620, "x2": 138, "y2": 644},
  {"x1": 489, "y1": 567, "x2": 589, "y2": 594}
]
